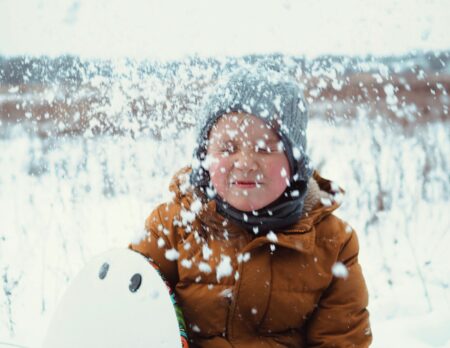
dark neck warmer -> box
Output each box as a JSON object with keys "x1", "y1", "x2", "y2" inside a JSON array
[{"x1": 211, "y1": 179, "x2": 308, "y2": 234}]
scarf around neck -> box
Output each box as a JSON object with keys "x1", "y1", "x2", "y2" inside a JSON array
[{"x1": 212, "y1": 179, "x2": 309, "y2": 234}]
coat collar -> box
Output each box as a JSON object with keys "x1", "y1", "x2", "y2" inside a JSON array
[{"x1": 169, "y1": 167, "x2": 344, "y2": 254}]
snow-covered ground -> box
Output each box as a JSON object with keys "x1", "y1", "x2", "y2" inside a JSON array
[{"x1": 0, "y1": 116, "x2": 449, "y2": 347}]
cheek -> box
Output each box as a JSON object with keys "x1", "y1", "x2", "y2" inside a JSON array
[
  {"x1": 208, "y1": 156, "x2": 232, "y2": 193},
  {"x1": 262, "y1": 157, "x2": 290, "y2": 191}
]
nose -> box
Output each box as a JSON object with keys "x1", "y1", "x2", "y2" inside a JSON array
[{"x1": 233, "y1": 150, "x2": 257, "y2": 171}]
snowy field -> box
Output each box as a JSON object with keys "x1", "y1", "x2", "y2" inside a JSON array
[
  {"x1": 1, "y1": 0, "x2": 449, "y2": 346},
  {"x1": 0, "y1": 116, "x2": 449, "y2": 347}
]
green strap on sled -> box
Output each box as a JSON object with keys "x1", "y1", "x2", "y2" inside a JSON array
[{"x1": 148, "y1": 260, "x2": 189, "y2": 348}]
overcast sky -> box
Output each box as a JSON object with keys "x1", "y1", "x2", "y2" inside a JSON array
[{"x1": 1, "y1": 0, "x2": 449, "y2": 60}]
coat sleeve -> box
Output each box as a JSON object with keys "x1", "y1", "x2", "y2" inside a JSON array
[
  {"x1": 128, "y1": 204, "x2": 179, "y2": 288},
  {"x1": 306, "y1": 229, "x2": 372, "y2": 347}
]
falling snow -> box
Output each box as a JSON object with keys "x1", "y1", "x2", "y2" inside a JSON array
[
  {"x1": 332, "y1": 262, "x2": 349, "y2": 279},
  {"x1": 164, "y1": 248, "x2": 180, "y2": 261},
  {"x1": 0, "y1": 18, "x2": 449, "y2": 347},
  {"x1": 216, "y1": 256, "x2": 233, "y2": 281}
]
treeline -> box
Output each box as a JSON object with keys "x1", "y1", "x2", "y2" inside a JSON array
[{"x1": 1, "y1": 50, "x2": 449, "y2": 85}]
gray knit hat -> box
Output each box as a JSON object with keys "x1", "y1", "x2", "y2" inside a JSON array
[{"x1": 191, "y1": 67, "x2": 313, "y2": 188}]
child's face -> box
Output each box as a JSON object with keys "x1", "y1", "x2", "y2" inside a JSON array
[{"x1": 207, "y1": 113, "x2": 290, "y2": 212}]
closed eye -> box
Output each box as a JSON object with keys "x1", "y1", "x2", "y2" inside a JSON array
[
  {"x1": 255, "y1": 145, "x2": 271, "y2": 153},
  {"x1": 255, "y1": 145, "x2": 280, "y2": 153},
  {"x1": 220, "y1": 141, "x2": 236, "y2": 153}
]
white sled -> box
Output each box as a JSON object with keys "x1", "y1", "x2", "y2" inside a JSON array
[{"x1": 40, "y1": 248, "x2": 183, "y2": 348}]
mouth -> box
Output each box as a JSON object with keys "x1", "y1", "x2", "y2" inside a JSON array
[{"x1": 231, "y1": 180, "x2": 261, "y2": 188}]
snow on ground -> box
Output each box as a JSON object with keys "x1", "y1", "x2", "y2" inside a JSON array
[{"x1": 0, "y1": 118, "x2": 449, "y2": 347}]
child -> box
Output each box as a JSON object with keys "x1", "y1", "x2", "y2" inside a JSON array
[{"x1": 130, "y1": 68, "x2": 372, "y2": 347}]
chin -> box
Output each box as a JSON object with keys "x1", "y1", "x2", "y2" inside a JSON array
[{"x1": 229, "y1": 199, "x2": 262, "y2": 212}]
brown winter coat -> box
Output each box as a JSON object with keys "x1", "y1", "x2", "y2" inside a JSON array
[{"x1": 129, "y1": 167, "x2": 372, "y2": 347}]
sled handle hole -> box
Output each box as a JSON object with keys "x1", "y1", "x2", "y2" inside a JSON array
[
  {"x1": 129, "y1": 273, "x2": 142, "y2": 293},
  {"x1": 99, "y1": 262, "x2": 110, "y2": 280}
]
